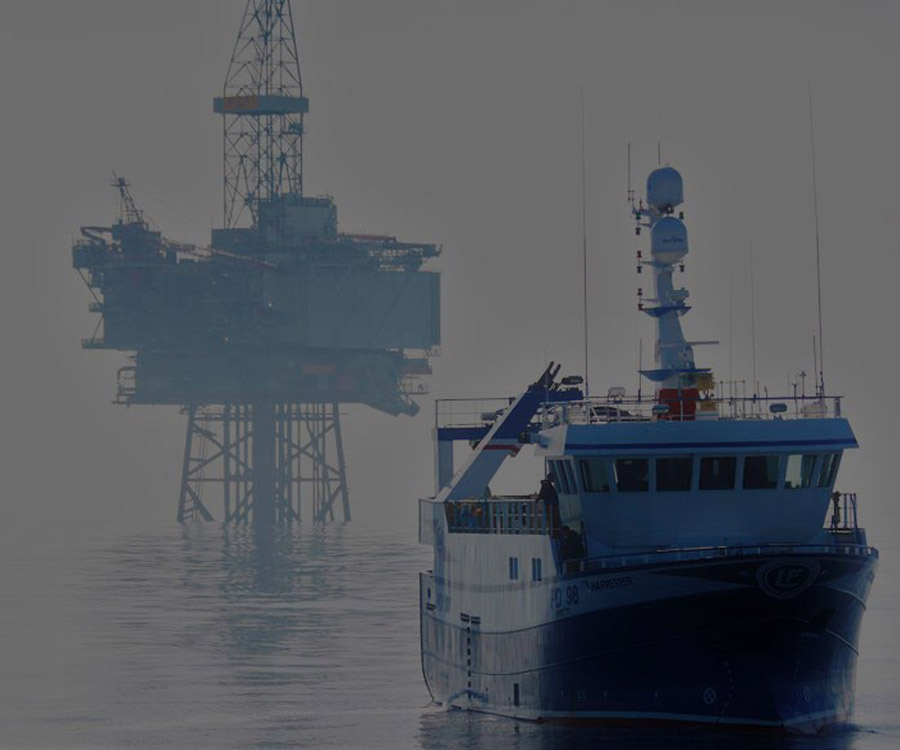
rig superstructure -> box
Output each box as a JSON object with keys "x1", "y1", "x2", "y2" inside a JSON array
[{"x1": 73, "y1": 0, "x2": 440, "y2": 524}]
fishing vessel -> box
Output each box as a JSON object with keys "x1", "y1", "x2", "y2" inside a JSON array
[{"x1": 419, "y1": 165, "x2": 877, "y2": 733}]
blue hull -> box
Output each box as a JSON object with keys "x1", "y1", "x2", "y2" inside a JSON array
[{"x1": 421, "y1": 551, "x2": 877, "y2": 733}]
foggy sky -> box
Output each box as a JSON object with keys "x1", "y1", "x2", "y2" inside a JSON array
[{"x1": 0, "y1": 0, "x2": 898, "y2": 545}]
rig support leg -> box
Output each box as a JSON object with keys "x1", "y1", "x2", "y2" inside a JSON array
[
  {"x1": 177, "y1": 405, "x2": 215, "y2": 523},
  {"x1": 252, "y1": 401, "x2": 276, "y2": 526},
  {"x1": 308, "y1": 402, "x2": 350, "y2": 524},
  {"x1": 333, "y1": 402, "x2": 350, "y2": 522},
  {"x1": 174, "y1": 401, "x2": 349, "y2": 525}
]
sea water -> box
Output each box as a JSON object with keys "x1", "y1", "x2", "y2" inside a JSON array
[{"x1": 1, "y1": 513, "x2": 897, "y2": 749}]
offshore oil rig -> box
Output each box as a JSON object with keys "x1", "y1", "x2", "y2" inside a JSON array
[{"x1": 72, "y1": 1, "x2": 440, "y2": 524}]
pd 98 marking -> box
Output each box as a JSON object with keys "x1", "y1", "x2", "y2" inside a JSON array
[{"x1": 551, "y1": 585, "x2": 579, "y2": 609}]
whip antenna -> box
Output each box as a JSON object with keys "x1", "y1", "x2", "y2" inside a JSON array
[
  {"x1": 627, "y1": 142, "x2": 634, "y2": 206},
  {"x1": 808, "y1": 85, "x2": 826, "y2": 397},
  {"x1": 580, "y1": 87, "x2": 590, "y2": 400},
  {"x1": 750, "y1": 243, "x2": 758, "y2": 400},
  {"x1": 729, "y1": 247, "x2": 734, "y2": 401}
]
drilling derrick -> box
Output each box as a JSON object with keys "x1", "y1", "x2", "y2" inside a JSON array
[
  {"x1": 217, "y1": 0, "x2": 307, "y2": 228},
  {"x1": 72, "y1": 1, "x2": 441, "y2": 524}
]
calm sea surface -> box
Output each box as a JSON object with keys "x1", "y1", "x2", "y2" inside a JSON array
[{"x1": 1, "y1": 515, "x2": 897, "y2": 749}]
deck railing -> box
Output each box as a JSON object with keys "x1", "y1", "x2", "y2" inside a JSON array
[
  {"x1": 562, "y1": 539, "x2": 877, "y2": 575},
  {"x1": 433, "y1": 392, "x2": 848, "y2": 440},
  {"x1": 444, "y1": 498, "x2": 550, "y2": 535},
  {"x1": 828, "y1": 492, "x2": 860, "y2": 537},
  {"x1": 541, "y1": 392, "x2": 845, "y2": 426},
  {"x1": 427, "y1": 491, "x2": 869, "y2": 565}
]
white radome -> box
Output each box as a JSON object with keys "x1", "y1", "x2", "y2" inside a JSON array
[
  {"x1": 651, "y1": 216, "x2": 689, "y2": 263},
  {"x1": 647, "y1": 166, "x2": 684, "y2": 211}
]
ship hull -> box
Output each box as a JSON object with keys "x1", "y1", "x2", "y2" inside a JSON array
[{"x1": 421, "y1": 549, "x2": 877, "y2": 733}]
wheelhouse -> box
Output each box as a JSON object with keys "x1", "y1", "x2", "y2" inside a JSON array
[{"x1": 534, "y1": 414, "x2": 856, "y2": 551}]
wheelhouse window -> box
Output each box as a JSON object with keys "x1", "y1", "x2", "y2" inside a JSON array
[
  {"x1": 579, "y1": 458, "x2": 611, "y2": 493},
  {"x1": 548, "y1": 461, "x2": 561, "y2": 490},
  {"x1": 743, "y1": 455, "x2": 781, "y2": 490},
  {"x1": 549, "y1": 461, "x2": 568, "y2": 494},
  {"x1": 699, "y1": 456, "x2": 736, "y2": 490},
  {"x1": 656, "y1": 457, "x2": 693, "y2": 492},
  {"x1": 785, "y1": 454, "x2": 816, "y2": 489},
  {"x1": 818, "y1": 452, "x2": 841, "y2": 488},
  {"x1": 563, "y1": 461, "x2": 578, "y2": 494},
  {"x1": 614, "y1": 458, "x2": 649, "y2": 492}
]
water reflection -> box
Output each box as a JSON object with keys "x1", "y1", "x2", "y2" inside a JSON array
[
  {"x1": 216, "y1": 523, "x2": 344, "y2": 596},
  {"x1": 87, "y1": 521, "x2": 420, "y2": 749},
  {"x1": 213, "y1": 523, "x2": 347, "y2": 660},
  {"x1": 417, "y1": 709, "x2": 869, "y2": 750},
  {"x1": 30, "y1": 520, "x2": 883, "y2": 749}
]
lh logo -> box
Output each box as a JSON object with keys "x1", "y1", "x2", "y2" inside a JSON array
[{"x1": 757, "y1": 559, "x2": 820, "y2": 600}]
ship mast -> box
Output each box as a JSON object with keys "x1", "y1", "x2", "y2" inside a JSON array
[{"x1": 633, "y1": 167, "x2": 711, "y2": 419}]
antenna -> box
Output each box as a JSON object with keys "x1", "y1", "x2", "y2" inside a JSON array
[
  {"x1": 580, "y1": 87, "x2": 590, "y2": 400},
  {"x1": 750, "y1": 243, "x2": 758, "y2": 399},
  {"x1": 658, "y1": 110, "x2": 664, "y2": 164},
  {"x1": 627, "y1": 142, "x2": 632, "y2": 204},
  {"x1": 808, "y1": 85, "x2": 826, "y2": 396},
  {"x1": 638, "y1": 337, "x2": 643, "y2": 402},
  {"x1": 813, "y1": 335, "x2": 818, "y2": 396},
  {"x1": 728, "y1": 246, "x2": 734, "y2": 400}
]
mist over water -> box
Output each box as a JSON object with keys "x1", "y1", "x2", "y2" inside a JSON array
[
  {"x1": 2, "y1": 1, "x2": 900, "y2": 747},
  {"x1": 1, "y1": 510, "x2": 896, "y2": 749},
  {"x1": 2, "y1": 517, "x2": 428, "y2": 748}
]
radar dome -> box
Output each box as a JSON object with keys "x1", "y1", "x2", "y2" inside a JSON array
[
  {"x1": 651, "y1": 216, "x2": 688, "y2": 262},
  {"x1": 647, "y1": 167, "x2": 684, "y2": 212}
]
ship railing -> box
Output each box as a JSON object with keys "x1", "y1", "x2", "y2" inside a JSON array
[
  {"x1": 828, "y1": 492, "x2": 860, "y2": 539},
  {"x1": 540, "y1": 391, "x2": 846, "y2": 426},
  {"x1": 115, "y1": 365, "x2": 137, "y2": 404},
  {"x1": 442, "y1": 497, "x2": 549, "y2": 535},
  {"x1": 561, "y1": 539, "x2": 877, "y2": 576},
  {"x1": 434, "y1": 397, "x2": 516, "y2": 431}
]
